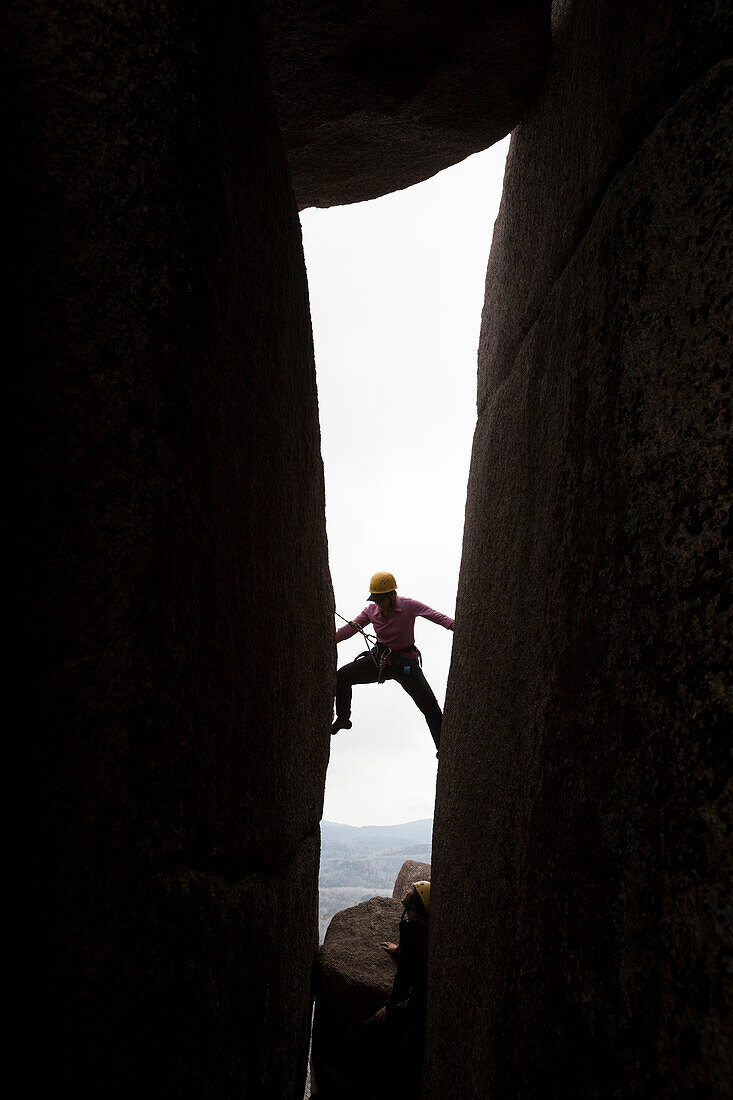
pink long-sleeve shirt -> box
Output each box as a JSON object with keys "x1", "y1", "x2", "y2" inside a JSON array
[{"x1": 336, "y1": 596, "x2": 454, "y2": 650}]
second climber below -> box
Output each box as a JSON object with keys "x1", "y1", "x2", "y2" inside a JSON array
[{"x1": 332, "y1": 571, "x2": 454, "y2": 750}]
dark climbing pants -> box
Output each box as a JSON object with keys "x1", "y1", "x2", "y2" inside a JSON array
[
  {"x1": 357, "y1": 1010, "x2": 424, "y2": 1099},
  {"x1": 335, "y1": 655, "x2": 442, "y2": 749}
]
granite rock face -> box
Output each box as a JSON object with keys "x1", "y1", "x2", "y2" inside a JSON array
[
  {"x1": 11, "y1": 0, "x2": 732, "y2": 1095},
  {"x1": 9, "y1": 3, "x2": 332, "y2": 1095},
  {"x1": 312, "y1": 896, "x2": 403, "y2": 1099},
  {"x1": 257, "y1": 0, "x2": 552, "y2": 208},
  {"x1": 426, "y1": 3, "x2": 732, "y2": 1098},
  {"x1": 477, "y1": 0, "x2": 733, "y2": 405}
]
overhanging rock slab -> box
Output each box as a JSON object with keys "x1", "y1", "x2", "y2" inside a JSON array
[{"x1": 257, "y1": 0, "x2": 552, "y2": 208}]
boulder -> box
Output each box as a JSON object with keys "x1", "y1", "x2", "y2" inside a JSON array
[
  {"x1": 257, "y1": 0, "x2": 552, "y2": 208},
  {"x1": 393, "y1": 861, "x2": 432, "y2": 901},
  {"x1": 311, "y1": 896, "x2": 403, "y2": 1098}
]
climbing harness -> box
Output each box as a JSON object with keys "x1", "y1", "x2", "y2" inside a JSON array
[
  {"x1": 335, "y1": 611, "x2": 422, "y2": 682},
  {"x1": 376, "y1": 645, "x2": 422, "y2": 682}
]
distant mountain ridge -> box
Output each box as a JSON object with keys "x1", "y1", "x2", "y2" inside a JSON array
[{"x1": 321, "y1": 818, "x2": 433, "y2": 849}]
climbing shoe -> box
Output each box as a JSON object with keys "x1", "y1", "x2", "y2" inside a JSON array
[{"x1": 331, "y1": 717, "x2": 352, "y2": 735}]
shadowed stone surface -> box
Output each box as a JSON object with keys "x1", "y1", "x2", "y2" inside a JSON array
[
  {"x1": 258, "y1": 0, "x2": 552, "y2": 209},
  {"x1": 426, "y1": 3, "x2": 732, "y2": 1094},
  {"x1": 478, "y1": 0, "x2": 733, "y2": 404},
  {"x1": 11, "y1": 0, "x2": 731, "y2": 1096},
  {"x1": 312, "y1": 896, "x2": 403, "y2": 1099},
  {"x1": 9, "y1": 2, "x2": 332, "y2": 1095}
]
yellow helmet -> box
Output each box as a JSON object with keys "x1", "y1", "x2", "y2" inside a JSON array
[
  {"x1": 412, "y1": 881, "x2": 430, "y2": 916},
  {"x1": 368, "y1": 571, "x2": 397, "y2": 600}
]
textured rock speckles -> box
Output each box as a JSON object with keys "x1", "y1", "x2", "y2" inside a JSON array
[
  {"x1": 12, "y1": 1, "x2": 731, "y2": 1096},
  {"x1": 393, "y1": 861, "x2": 431, "y2": 900},
  {"x1": 477, "y1": 0, "x2": 733, "y2": 404},
  {"x1": 11, "y1": 3, "x2": 332, "y2": 1095},
  {"x1": 426, "y1": 16, "x2": 732, "y2": 1100}
]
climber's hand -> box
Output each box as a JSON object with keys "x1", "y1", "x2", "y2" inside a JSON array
[
  {"x1": 380, "y1": 941, "x2": 398, "y2": 956},
  {"x1": 374, "y1": 1006, "x2": 387, "y2": 1023}
]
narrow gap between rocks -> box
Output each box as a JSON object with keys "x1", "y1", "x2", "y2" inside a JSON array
[{"x1": 299, "y1": 140, "x2": 509, "y2": 1097}]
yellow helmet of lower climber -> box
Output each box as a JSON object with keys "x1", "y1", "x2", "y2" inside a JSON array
[
  {"x1": 412, "y1": 881, "x2": 430, "y2": 916},
  {"x1": 368, "y1": 571, "x2": 397, "y2": 599}
]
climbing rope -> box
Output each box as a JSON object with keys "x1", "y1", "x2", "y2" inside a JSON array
[{"x1": 335, "y1": 610, "x2": 380, "y2": 671}]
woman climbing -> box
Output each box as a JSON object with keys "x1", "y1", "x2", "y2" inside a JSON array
[{"x1": 332, "y1": 571, "x2": 454, "y2": 750}]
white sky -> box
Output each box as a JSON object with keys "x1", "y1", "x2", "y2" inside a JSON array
[{"x1": 300, "y1": 139, "x2": 510, "y2": 826}]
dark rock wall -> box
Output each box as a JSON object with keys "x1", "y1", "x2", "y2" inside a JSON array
[
  {"x1": 257, "y1": 0, "x2": 552, "y2": 209},
  {"x1": 9, "y1": 2, "x2": 332, "y2": 1095},
  {"x1": 426, "y1": 3, "x2": 732, "y2": 1098}
]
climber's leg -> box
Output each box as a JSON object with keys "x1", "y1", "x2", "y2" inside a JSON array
[
  {"x1": 333, "y1": 655, "x2": 379, "y2": 733},
  {"x1": 395, "y1": 663, "x2": 442, "y2": 749}
]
